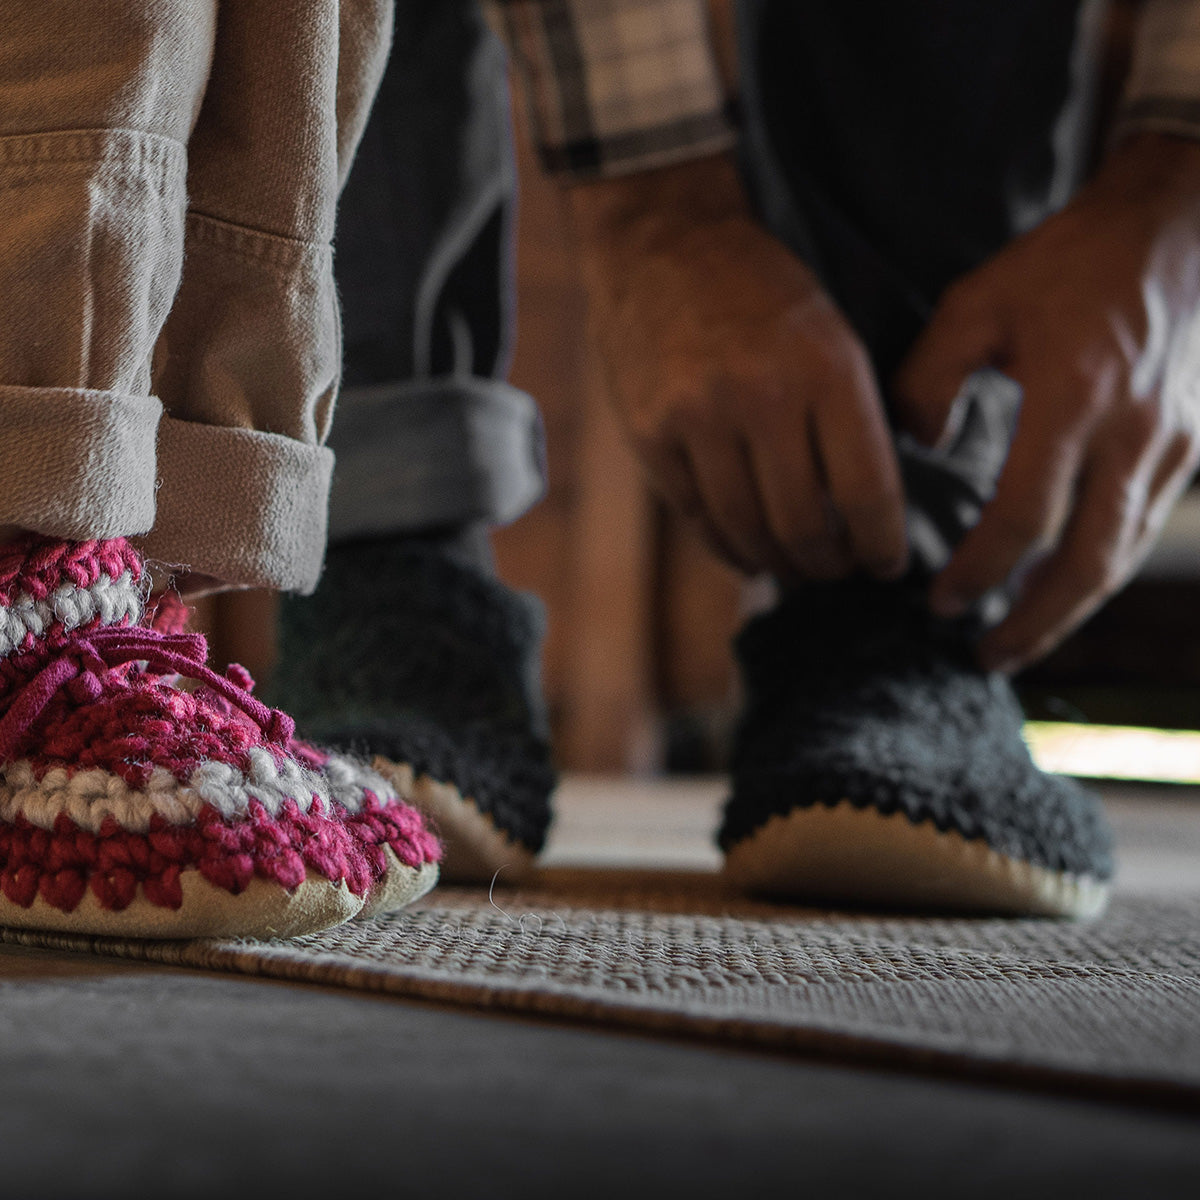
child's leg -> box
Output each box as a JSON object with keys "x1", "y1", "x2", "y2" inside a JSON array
[
  {"x1": 0, "y1": 2, "x2": 440, "y2": 938},
  {"x1": 140, "y1": 0, "x2": 395, "y2": 594}
]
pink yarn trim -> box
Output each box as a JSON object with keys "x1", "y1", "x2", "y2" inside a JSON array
[
  {"x1": 289, "y1": 739, "x2": 331, "y2": 771},
  {"x1": 0, "y1": 625, "x2": 293, "y2": 764},
  {"x1": 144, "y1": 590, "x2": 190, "y2": 637},
  {"x1": 0, "y1": 537, "x2": 142, "y2": 607}
]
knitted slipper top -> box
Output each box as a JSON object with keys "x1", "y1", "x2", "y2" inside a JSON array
[
  {"x1": 0, "y1": 538, "x2": 439, "y2": 919},
  {"x1": 273, "y1": 538, "x2": 556, "y2": 853},
  {"x1": 723, "y1": 579, "x2": 1115, "y2": 880},
  {"x1": 0, "y1": 540, "x2": 291, "y2": 789},
  {"x1": 0, "y1": 537, "x2": 143, "y2": 657}
]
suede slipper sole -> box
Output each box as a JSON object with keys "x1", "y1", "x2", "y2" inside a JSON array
[
  {"x1": 371, "y1": 757, "x2": 536, "y2": 885},
  {"x1": 0, "y1": 869, "x2": 364, "y2": 939},
  {"x1": 723, "y1": 801, "x2": 1111, "y2": 918},
  {"x1": 357, "y1": 855, "x2": 440, "y2": 921}
]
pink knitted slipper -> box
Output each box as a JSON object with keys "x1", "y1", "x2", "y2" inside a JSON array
[
  {"x1": 147, "y1": 593, "x2": 443, "y2": 922},
  {"x1": 0, "y1": 537, "x2": 437, "y2": 938}
]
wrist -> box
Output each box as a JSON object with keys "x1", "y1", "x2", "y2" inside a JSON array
[
  {"x1": 1096, "y1": 132, "x2": 1200, "y2": 216},
  {"x1": 568, "y1": 152, "x2": 750, "y2": 249}
]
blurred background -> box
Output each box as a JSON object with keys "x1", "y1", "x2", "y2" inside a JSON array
[{"x1": 200, "y1": 0, "x2": 1200, "y2": 781}]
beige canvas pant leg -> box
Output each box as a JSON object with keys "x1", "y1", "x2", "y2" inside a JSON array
[{"x1": 0, "y1": 0, "x2": 392, "y2": 593}]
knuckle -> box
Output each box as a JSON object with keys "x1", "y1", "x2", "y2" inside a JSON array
[
  {"x1": 802, "y1": 326, "x2": 870, "y2": 383},
  {"x1": 654, "y1": 391, "x2": 723, "y2": 440},
  {"x1": 838, "y1": 491, "x2": 903, "y2": 534},
  {"x1": 801, "y1": 336, "x2": 850, "y2": 382},
  {"x1": 779, "y1": 513, "x2": 831, "y2": 551}
]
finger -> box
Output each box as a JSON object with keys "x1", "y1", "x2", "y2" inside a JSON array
[
  {"x1": 640, "y1": 442, "x2": 704, "y2": 521},
  {"x1": 978, "y1": 459, "x2": 1144, "y2": 672},
  {"x1": 638, "y1": 443, "x2": 754, "y2": 571},
  {"x1": 811, "y1": 349, "x2": 909, "y2": 578},
  {"x1": 931, "y1": 376, "x2": 1084, "y2": 616},
  {"x1": 747, "y1": 418, "x2": 854, "y2": 580},
  {"x1": 684, "y1": 434, "x2": 787, "y2": 575},
  {"x1": 894, "y1": 277, "x2": 1008, "y2": 447}
]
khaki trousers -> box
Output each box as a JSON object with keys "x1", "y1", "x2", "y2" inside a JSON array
[{"x1": 0, "y1": 0, "x2": 393, "y2": 592}]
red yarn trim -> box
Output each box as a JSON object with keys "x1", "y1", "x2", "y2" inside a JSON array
[
  {"x1": 0, "y1": 798, "x2": 351, "y2": 913},
  {"x1": 0, "y1": 793, "x2": 441, "y2": 914},
  {"x1": 145, "y1": 590, "x2": 190, "y2": 636},
  {"x1": 0, "y1": 537, "x2": 142, "y2": 607}
]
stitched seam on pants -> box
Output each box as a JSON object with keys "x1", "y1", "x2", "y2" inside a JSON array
[
  {"x1": 0, "y1": 129, "x2": 182, "y2": 179},
  {"x1": 184, "y1": 210, "x2": 329, "y2": 272}
]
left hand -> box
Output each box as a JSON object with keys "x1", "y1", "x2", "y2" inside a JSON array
[{"x1": 895, "y1": 133, "x2": 1200, "y2": 672}]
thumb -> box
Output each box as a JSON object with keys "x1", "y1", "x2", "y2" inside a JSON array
[{"x1": 894, "y1": 278, "x2": 1007, "y2": 448}]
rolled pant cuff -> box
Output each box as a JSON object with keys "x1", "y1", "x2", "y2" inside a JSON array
[
  {"x1": 326, "y1": 378, "x2": 547, "y2": 542},
  {"x1": 138, "y1": 417, "x2": 334, "y2": 594},
  {"x1": 0, "y1": 384, "x2": 162, "y2": 538}
]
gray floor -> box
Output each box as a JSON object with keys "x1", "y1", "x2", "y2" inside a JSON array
[
  {"x1": 2, "y1": 779, "x2": 1199, "y2": 1199},
  {"x1": 1, "y1": 944, "x2": 1199, "y2": 1200}
]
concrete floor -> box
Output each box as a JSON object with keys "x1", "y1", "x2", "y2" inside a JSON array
[{"x1": 1, "y1": 779, "x2": 1198, "y2": 1199}]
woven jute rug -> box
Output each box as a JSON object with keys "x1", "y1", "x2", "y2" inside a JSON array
[{"x1": 3, "y1": 783, "x2": 1200, "y2": 1104}]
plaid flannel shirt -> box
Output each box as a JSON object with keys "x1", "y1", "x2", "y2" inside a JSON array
[
  {"x1": 488, "y1": 0, "x2": 1200, "y2": 182},
  {"x1": 488, "y1": 0, "x2": 735, "y2": 178},
  {"x1": 1121, "y1": 0, "x2": 1200, "y2": 139}
]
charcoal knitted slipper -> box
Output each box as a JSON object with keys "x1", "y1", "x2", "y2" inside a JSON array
[
  {"x1": 273, "y1": 537, "x2": 556, "y2": 884},
  {"x1": 721, "y1": 581, "x2": 1114, "y2": 918},
  {"x1": 0, "y1": 538, "x2": 438, "y2": 939}
]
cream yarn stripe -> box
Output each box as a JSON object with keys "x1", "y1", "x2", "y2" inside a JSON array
[
  {"x1": 0, "y1": 749, "x2": 400, "y2": 833},
  {"x1": 0, "y1": 570, "x2": 143, "y2": 658}
]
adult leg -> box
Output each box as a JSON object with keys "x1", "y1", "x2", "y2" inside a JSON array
[
  {"x1": 738, "y1": 0, "x2": 1108, "y2": 569},
  {"x1": 721, "y1": 0, "x2": 1115, "y2": 915},
  {"x1": 272, "y1": 0, "x2": 555, "y2": 882}
]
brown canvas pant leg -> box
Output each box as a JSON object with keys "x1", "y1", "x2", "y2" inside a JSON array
[
  {"x1": 0, "y1": 0, "x2": 392, "y2": 592},
  {"x1": 140, "y1": 0, "x2": 395, "y2": 593},
  {"x1": 0, "y1": 0, "x2": 214, "y2": 540}
]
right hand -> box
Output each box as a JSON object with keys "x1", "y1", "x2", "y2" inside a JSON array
[{"x1": 569, "y1": 155, "x2": 908, "y2": 581}]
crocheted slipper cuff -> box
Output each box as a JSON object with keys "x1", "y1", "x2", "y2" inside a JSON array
[
  {"x1": 721, "y1": 582, "x2": 1114, "y2": 918},
  {"x1": 273, "y1": 538, "x2": 556, "y2": 883},
  {"x1": 0, "y1": 538, "x2": 438, "y2": 939}
]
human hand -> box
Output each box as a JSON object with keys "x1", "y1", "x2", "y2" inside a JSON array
[
  {"x1": 896, "y1": 134, "x2": 1200, "y2": 672},
  {"x1": 569, "y1": 155, "x2": 908, "y2": 581}
]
